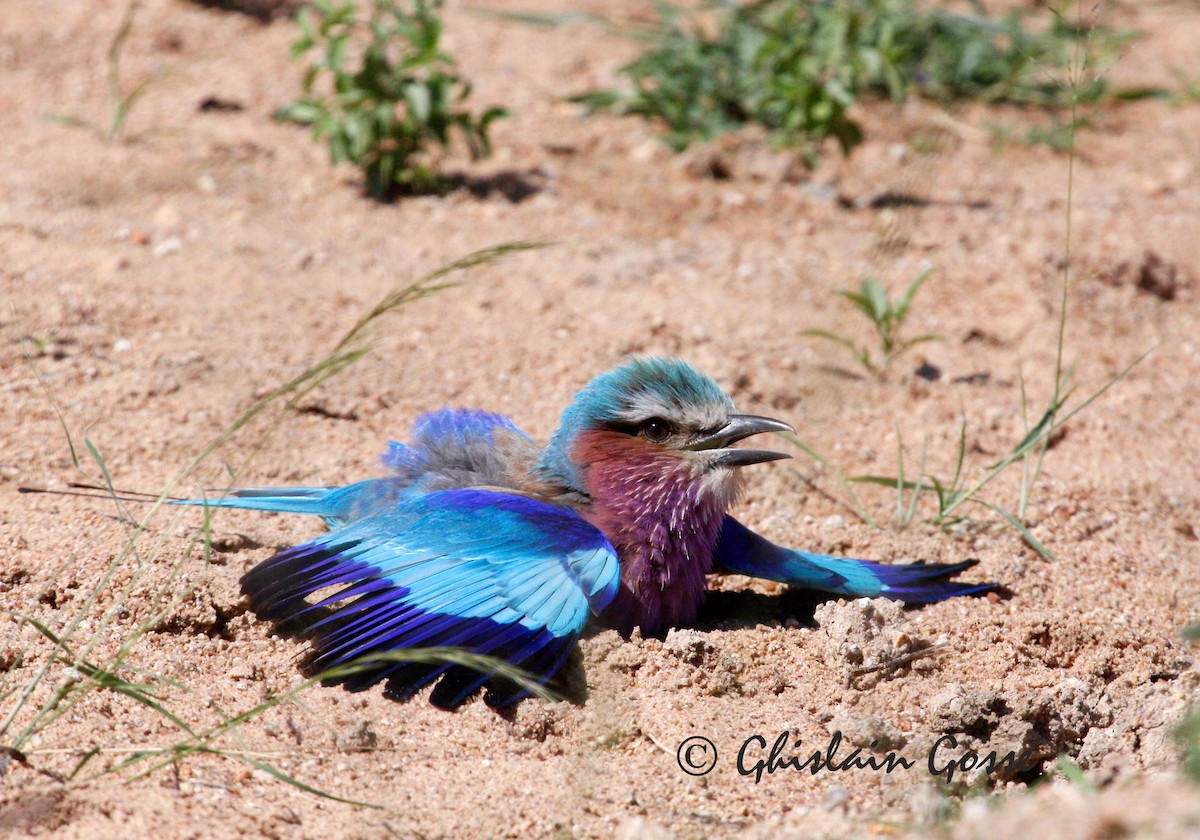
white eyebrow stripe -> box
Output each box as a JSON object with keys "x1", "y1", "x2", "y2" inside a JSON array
[{"x1": 613, "y1": 391, "x2": 731, "y2": 430}]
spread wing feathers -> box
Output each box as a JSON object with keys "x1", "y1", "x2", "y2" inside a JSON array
[
  {"x1": 712, "y1": 516, "x2": 996, "y2": 602},
  {"x1": 240, "y1": 488, "x2": 619, "y2": 709}
]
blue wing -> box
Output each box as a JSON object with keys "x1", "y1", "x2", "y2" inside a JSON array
[
  {"x1": 174, "y1": 408, "x2": 531, "y2": 527},
  {"x1": 241, "y1": 488, "x2": 619, "y2": 708},
  {"x1": 712, "y1": 516, "x2": 995, "y2": 602}
]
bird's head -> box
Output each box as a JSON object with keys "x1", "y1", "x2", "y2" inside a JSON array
[{"x1": 536, "y1": 357, "x2": 793, "y2": 500}]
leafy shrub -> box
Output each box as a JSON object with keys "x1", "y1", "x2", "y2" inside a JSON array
[
  {"x1": 577, "y1": 0, "x2": 1128, "y2": 160},
  {"x1": 278, "y1": 0, "x2": 507, "y2": 197}
]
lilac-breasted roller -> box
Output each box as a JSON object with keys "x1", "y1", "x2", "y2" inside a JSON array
[{"x1": 182, "y1": 358, "x2": 993, "y2": 708}]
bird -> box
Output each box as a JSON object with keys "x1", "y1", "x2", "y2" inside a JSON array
[{"x1": 179, "y1": 357, "x2": 994, "y2": 709}]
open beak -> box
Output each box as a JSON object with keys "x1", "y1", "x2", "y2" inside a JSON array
[{"x1": 682, "y1": 413, "x2": 794, "y2": 468}]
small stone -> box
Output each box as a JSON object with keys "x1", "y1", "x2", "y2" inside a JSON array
[
  {"x1": 615, "y1": 817, "x2": 673, "y2": 840},
  {"x1": 827, "y1": 713, "x2": 907, "y2": 751},
  {"x1": 915, "y1": 361, "x2": 942, "y2": 381},
  {"x1": 630, "y1": 140, "x2": 660, "y2": 163},
  {"x1": 153, "y1": 237, "x2": 182, "y2": 257},
  {"x1": 823, "y1": 784, "x2": 850, "y2": 811},
  {"x1": 153, "y1": 202, "x2": 183, "y2": 233},
  {"x1": 97, "y1": 254, "x2": 131, "y2": 276}
]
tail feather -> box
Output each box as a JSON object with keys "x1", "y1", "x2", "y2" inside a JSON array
[
  {"x1": 713, "y1": 516, "x2": 997, "y2": 603},
  {"x1": 173, "y1": 487, "x2": 338, "y2": 515},
  {"x1": 172, "y1": 478, "x2": 410, "y2": 526},
  {"x1": 840, "y1": 558, "x2": 996, "y2": 602},
  {"x1": 787, "y1": 552, "x2": 996, "y2": 602}
]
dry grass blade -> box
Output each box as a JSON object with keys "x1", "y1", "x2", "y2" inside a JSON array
[
  {"x1": 91, "y1": 648, "x2": 555, "y2": 804},
  {"x1": 2, "y1": 241, "x2": 548, "y2": 801},
  {"x1": 779, "y1": 431, "x2": 877, "y2": 529}
]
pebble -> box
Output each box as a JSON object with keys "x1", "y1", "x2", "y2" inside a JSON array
[
  {"x1": 823, "y1": 785, "x2": 850, "y2": 811},
  {"x1": 153, "y1": 236, "x2": 182, "y2": 257}
]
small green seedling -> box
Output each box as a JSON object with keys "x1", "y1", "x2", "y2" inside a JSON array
[
  {"x1": 277, "y1": 0, "x2": 507, "y2": 198},
  {"x1": 1171, "y1": 68, "x2": 1200, "y2": 104},
  {"x1": 988, "y1": 115, "x2": 1095, "y2": 154},
  {"x1": 1055, "y1": 754, "x2": 1097, "y2": 793},
  {"x1": 1179, "y1": 624, "x2": 1200, "y2": 784},
  {"x1": 803, "y1": 268, "x2": 941, "y2": 379},
  {"x1": 1177, "y1": 710, "x2": 1200, "y2": 783},
  {"x1": 45, "y1": 1, "x2": 166, "y2": 142},
  {"x1": 1175, "y1": 624, "x2": 1200, "y2": 783}
]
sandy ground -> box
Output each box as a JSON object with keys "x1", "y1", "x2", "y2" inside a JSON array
[{"x1": 2, "y1": 0, "x2": 1199, "y2": 837}]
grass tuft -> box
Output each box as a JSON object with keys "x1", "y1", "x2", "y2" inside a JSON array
[{"x1": 44, "y1": 1, "x2": 168, "y2": 143}]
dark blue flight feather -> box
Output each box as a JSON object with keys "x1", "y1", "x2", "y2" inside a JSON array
[{"x1": 241, "y1": 488, "x2": 619, "y2": 708}]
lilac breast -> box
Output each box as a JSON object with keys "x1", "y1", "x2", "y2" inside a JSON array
[{"x1": 575, "y1": 431, "x2": 731, "y2": 635}]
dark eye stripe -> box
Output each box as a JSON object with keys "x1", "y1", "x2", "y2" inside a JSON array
[{"x1": 604, "y1": 417, "x2": 680, "y2": 442}]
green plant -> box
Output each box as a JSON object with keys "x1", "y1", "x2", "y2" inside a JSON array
[
  {"x1": 1171, "y1": 68, "x2": 1200, "y2": 104},
  {"x1": 1178, "y1": 624, "x2": 1200, "y2": 784},
  {"x1": 1055, "y1": 753, "x2": 1097, "y2": 793},
  {"x1": 45, "y1": 1, "x2": 166, "y2": 142},
  {"x1": 575, "y1": 0, "x2": 1132, "y2": 160},
  {"x1": 783, "y1": 3, "x2": 1154, "y2": 559},
  {"x1": 987, "y1": 115, "x2": 1095, "y2": 154},
  {"x1": 278, "y1": 0, "x2": 507, "y2": 197},
  {"x1": 795, "y1": 338, "x2": 1148, "y2": 559},
  {"x1": 1177, "y1": 709, "x2": 1200, "y2": 783},
  {"x1": 2, "y1": 241, "x2": 545, "y2": 798},
  {"x1": 803, "y1": 269, "x2": 941, "y2": 379}
]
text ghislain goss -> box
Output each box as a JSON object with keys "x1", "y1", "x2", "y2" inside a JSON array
[{"x1": 736, "y1": 731, "x2": 1036, "y2": 784}]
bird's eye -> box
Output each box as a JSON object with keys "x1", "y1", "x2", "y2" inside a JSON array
[{"x1": 640, "y1": 418, "x2": 672, "y2": 443}]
